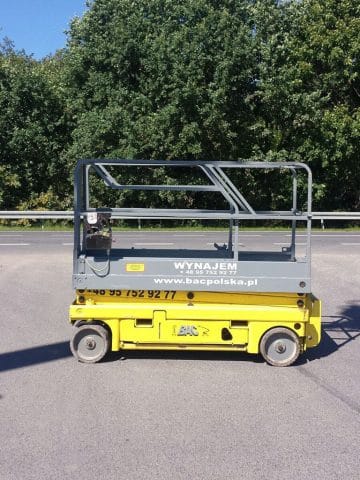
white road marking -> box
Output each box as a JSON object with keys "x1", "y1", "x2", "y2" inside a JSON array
[
  {"x1": 0, "y1": 243, "x2": 30, "y2": 246},
  {"x1": 174, "y1": 234, "x2": 261, "y2": 237},
  {"x1": 134, "y1": 243, "x2": 174, "y2": 246},
  {"x1": 0, "y1": 234, "x2": 23, "y2": 237},
  {"x1": 285, "y1": 234, "x2": 360, "y2": 238},
  {"x1": 341, "y1": 243, "x2": 360, "y2": 246},
  {"x1": 206, "y1": 242, "x2": 244, "y2": 246},
  {"x1": 51, "y1": 235, "x2": 73, "y2": 237},
  {"x1": 62, "y1": 243, "x2": 74, "y2": 245},
  {"x1": 312, "y1": 234, "x2": 360, "y2": 237},
  {"x1": 274, "y1": 243, "x2": 307, "y2": 246}
]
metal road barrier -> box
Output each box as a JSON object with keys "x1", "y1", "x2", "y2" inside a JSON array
[
  {"x1": 313, "y1": 212, "x2": 360, "y2": 229},
  {"x1": 0, "y1": 211, "x2": 74, "y2": 219},
  {"x1": 0, "y1": 211, "x2": 359, "y2": 221},
  {"x1": 313, "y1": 212, "x2": 360, "y2": 220}
]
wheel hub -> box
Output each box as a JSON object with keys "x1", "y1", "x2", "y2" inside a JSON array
[
  {"x1": 274, "y1": 341, "x2": 286, "y2": 354},
  {"x1": 85, "y1": 337, "x2": 97, "y2": 350}
]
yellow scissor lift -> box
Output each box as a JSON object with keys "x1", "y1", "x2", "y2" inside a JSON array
[{"x1": 69, "y1": 160, "x2": 321, "y2": 366}]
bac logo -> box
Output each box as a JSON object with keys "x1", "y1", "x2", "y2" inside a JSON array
[{"x1": 177, "y1": 325, "x2": 199, "y2": 336}]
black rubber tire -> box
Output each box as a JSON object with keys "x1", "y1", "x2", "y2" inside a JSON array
[
  {"x1": 259, "y1": 327, "x2": 300, "y2": 367},
  {"x1": 70, "y1": 324, "x2": 110, "y2": 363}
]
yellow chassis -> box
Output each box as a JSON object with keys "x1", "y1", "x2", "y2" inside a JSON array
[{"x1": 69, "y1": 290, "x2": 321, "y2": 358}]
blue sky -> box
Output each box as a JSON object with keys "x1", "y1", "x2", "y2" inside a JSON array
[{"x1": 0, "y1": 0, "x2": 88, "y2": 59}]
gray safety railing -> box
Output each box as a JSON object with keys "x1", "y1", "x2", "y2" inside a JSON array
[
  {"x1": 0, "y1": 211, "x2": 359, "y2": 221},
  {"x1": 69, "y1": 160, "x2": 313, "y2": 293}
]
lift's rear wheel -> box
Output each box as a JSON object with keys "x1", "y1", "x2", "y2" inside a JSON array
[
  {"x1": 70, "y1": 324, "x2": 110, "y2": 363},
  {"x1": 260, "y1": 327, "x2": 300, "y2": 367}
]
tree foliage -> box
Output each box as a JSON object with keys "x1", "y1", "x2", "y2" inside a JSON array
[
  {"x1": 64, "y1": 0, "x2": 258, "y2": 162},
  {"x1": 0, "y1": 40, "x2": 70, "y2": 209},
  {"x1": 252, "y1": 0, "x2": 360, "y2": 208}
]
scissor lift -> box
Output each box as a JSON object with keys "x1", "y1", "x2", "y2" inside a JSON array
[{"x1": 69, "y1": 159, "x2": 321, "y2": 366}]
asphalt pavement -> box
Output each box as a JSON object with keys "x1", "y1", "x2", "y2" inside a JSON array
[
  {"x1": 0, "y1": 229, "x2": 360, "y2": 250},
  {"x1": 0, "y1": 231, "x2": 359, "y2": 480}
]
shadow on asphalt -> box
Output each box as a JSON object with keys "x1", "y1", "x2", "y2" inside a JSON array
[
  {"x1": 104, "y1": 349, "x2": 264, "y2": 364},
  {"x1": 302, "y1": 303, "x2": 360, "y2": 364},
  {"x1": 0, "y1": 341, "x2": 71, "y2": 373},
  {"x1": 1, "y1": 304, "x2": 359, "y2": 372}
]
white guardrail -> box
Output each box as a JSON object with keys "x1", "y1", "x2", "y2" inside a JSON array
[
  {"x1": 0, "y1": 211, "x2": 359, "y2": 221},
  {"x1": 0, "y1": 211, "x2": 74, "y2": 219}
]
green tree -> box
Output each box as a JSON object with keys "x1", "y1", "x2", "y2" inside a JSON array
[
  {"x1": 252, "y1": 0, "x2": 360, "y2": 209},
  {"x1": 64, "y1": 0, "x2": 258, "y2": 165},
  {"x1": 0, "y1": 39, "x2": 69, "y2": 209}
]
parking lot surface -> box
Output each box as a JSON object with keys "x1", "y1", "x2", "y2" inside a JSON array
[{"x1": 0, "y1": 231, "x2": 359, "y2": 480}]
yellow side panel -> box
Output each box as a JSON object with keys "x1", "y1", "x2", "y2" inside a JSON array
[
  {"x1": 106, "y1": 319, "x2": 120, "y2": 351},
  {"x1": 119, "y1": 318, "x2": 249, "y2": 346},
  {"x1": 120, "y1": 319, "x2": 160, "y2": 343},
  {"x1": 76, "y1": 290, "x2": 306, "y2": 307},
  {"x1": 305, "y1": 296, "x2": 321, "y2": 348},
  {"x1": 70, "y1": 302, "x2": 306, "y2": 323}
]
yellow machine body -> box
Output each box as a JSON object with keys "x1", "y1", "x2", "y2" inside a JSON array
[{"x1": 69, "y1": 289, "x2": 321, "y2": 355}]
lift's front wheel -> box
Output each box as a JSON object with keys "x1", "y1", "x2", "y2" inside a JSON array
[
  {"x1": 70, "y1": 324, "x2": 110, "y2": 363},
  {"x1": 260, "y1": 327, "x2": 300, "y2": 367}
]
